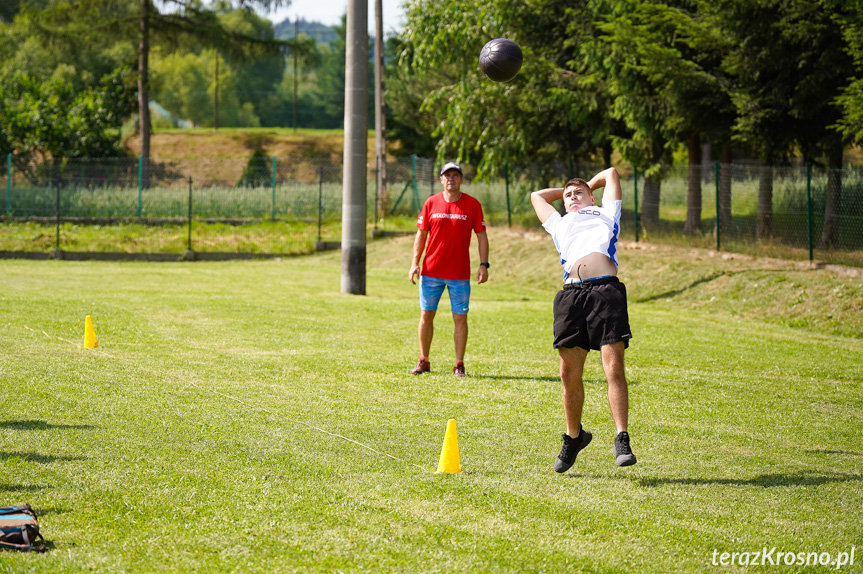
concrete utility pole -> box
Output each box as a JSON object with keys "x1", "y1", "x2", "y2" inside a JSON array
[
  {"x1": 341, "y1": 0, "x2": 368, "y2": 295},
  {"x1": 374, "y1": 0, "x2": 387, "y2": 229},
  {"x1": 138, "y1": 0, "x2": 151, "y2": 189}
]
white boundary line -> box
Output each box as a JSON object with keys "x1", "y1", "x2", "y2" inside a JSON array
[{"x1": 207, "y1": 388, "x2": 429, "y2": 472}]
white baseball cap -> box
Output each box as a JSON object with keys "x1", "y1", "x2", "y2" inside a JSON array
[{"x1": 439, "y1": 161, "x2": 463, "y2": 176}]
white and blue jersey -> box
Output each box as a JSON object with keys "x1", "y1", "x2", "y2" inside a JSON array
[{"x1": 541, "y1": 199, "x2": 621, "y2": 282}]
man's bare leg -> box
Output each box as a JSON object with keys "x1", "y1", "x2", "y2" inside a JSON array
[{"x1": 559, "y1": 346, "x2": 588, "y2": 437}]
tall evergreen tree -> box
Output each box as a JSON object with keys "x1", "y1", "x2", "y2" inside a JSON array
[
  {"x1": 30, "y1": 0, "x2": 290, "y2": 185},
  {"x1": 396, "y1": 0, "x2": 610, "y2": 177},
  {"x1": 830, "y1": 0, "x2": 863, "y2": 145},
  {"x1": 592, "y1": 0, "x2": 734, "y2": 233},
  {"x1": 707, "y1": 0, "x2": 852, "y2": 239}
]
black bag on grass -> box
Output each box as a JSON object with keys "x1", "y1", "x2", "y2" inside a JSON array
[{"x1": 0, "y1": 504, "x2": 46, "y2": 552}]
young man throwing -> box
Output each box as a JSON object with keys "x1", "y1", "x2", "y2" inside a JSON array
[
  {"x1": 409, "y1": 162, "x2": 489, "y2": 377},
  {"x1": 530, "y1": 167, "x2": 636, "y2": 472}
]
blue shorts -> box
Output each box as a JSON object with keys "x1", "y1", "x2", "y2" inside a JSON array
[{"x1": 419, "y1": 276, "x2": 471, "y2": 314}]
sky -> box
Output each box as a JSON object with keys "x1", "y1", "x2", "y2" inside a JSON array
[{"x1": 260, "y1": 0, "x2": 406, "y2": 34}]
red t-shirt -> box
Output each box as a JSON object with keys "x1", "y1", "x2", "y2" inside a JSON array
[{"x1": 417, "y1": 192, "x2": 486, "y2": 280}]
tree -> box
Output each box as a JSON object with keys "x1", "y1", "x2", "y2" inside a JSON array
[
  {"x1": 396, "y1": 0, "x2": 609, "y2": 177},
  {"x1": 150, "y1": 50, "x2": 213, "y2": 126},
  {"x1": 385, "y1": 35, "x2": 437, "y2": 157},
  {"x1": 218, "y1": 5, "x2": 298, "y2": 127},
  {"x1": 278, "y1": 23, "x2": 318, "y2": 130},
  {"x1": 828, "y1": 0, "x2": 863, "y2": 146},
  {"x1": 0, "y1": 5, "x2": 135, "y2": 92},
  {"x1": 708, "y1": 0, "x2": 851, "y2": 239},
  {"x1": 586, "y1": 1, "x2": 673, "y2": 227},
  {"x1": 312, "y1": 17, "x2": 350, "y2": 128},
  {"x1": 0, "y1": 0, "x2": 22, "y2": 23},
  {"x1": 798, "y1": 0, "x2": 858, "y2": 248},
  {"x1": 29, "y1": 0, "x2": 290, "y2": 185},
  {"x1": 151, "y1": 48, "x2": 263, "y2": 128},
  {"x1": 237, "y1": 148, "x2": 270, "y2": 187},
  {"x1": 141, "y1": 8, "x2": 317, "y2": 129},
  {"x1": 592, "y1": 0, "x2": 735, "y2": 234},
  {"x1": 521, "y1": 1, "x2": 620, "y2": 170},
  {"x1": 0, "y1": 67, "x2": 136, "y2": 171}
]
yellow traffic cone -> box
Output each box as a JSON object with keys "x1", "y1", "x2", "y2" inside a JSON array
[
  {"x1": 84, "y1": 315, "x2": 98, "y2": 348},
  {"x1": 436, "y1": 419, "x2": 461, "y2": 474}
]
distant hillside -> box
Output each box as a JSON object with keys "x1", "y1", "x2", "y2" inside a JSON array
[
  {"x1": 123, "y1": 129, "x2": 384, "y2": 185},
  {"x1": 124, "y1": 129, "x2": 381, "y2": 161},
  {"x1": 274, "y1": 17, "x2": 339, "y2": 45}
]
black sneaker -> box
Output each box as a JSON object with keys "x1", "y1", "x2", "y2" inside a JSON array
[
  {"x1": 553, "y1": 426, "x2": 592, "y2": 473},
  {"x1": 453, "y1": 363, "x2": 466, "y2": 377},
  {"x1": 410, "y1": 358, "x2": 430, "y2": 375},
  {"x1": 612, "y1": 431, "x2": 637, "y2": 466}
]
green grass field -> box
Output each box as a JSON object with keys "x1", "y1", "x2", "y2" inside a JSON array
[{"x1": 1, "y1": 231, "x2": 861, "y2": 572}]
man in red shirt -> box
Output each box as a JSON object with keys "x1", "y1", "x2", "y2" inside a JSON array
[{"x1": 408, "y1": 162, "x2": 489, "y2": 377}]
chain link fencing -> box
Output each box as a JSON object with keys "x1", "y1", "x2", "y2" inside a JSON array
[
  {"x1": 628, "y1": 162, "x2": 863, "y2": 267},
  {"x1": 0, "y1": 154, "x2": 860, "y2": 267}
]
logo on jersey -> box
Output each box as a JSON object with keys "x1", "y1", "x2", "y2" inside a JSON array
[
  {"x1": 417, "y1": 215, "x2": 424, "y2": 225},
  {"x1": 577, "y1": 208, "x2": 601, "y2": 216},
  {"x1": 430, "y1": 213, "x2": 468, "y2": 220}
]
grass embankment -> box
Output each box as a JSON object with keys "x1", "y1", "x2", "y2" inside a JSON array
[
  {"x1": 0, "y1": 230, "x2": 860, "y2": 572},
  {"x1": 125, "y1": 128, "x2": 362, "y2": 161},
  {"x1": 0, "y1": 220, "x2": 351, "y2": 255}
]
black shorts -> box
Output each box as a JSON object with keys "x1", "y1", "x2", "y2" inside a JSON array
[{"x1": 552, "y1": 276, "x2": 632, "y2": 351}]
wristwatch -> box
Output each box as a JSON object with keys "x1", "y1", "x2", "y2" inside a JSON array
[{"x1": 480, "y1": 262, "x2": 490, "y2": 268}]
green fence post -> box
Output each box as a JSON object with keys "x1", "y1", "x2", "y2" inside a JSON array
[
  {"x1": 271, "y1": 155, "x2": 277, "y2": 219},
  {"x1": 806, "y1": 164, "x2": 813, "y2": 262},
  {"x1": 633, "y1": 168, "x2": 639, "y2": 243},
  {"x1": 137, "y1": 155, "x2": 143, "y2": 218},
  {"x1": 6, "y1": 153, "x2": 11, "y2": 216},
  {"x1": 187, "y1": 176, "x2": 193, "y2": 252},
  {"x1": 318, "y1": 166, "x2": 324, "y2": 242},
  {"x1": 505, "y1": 164, "x2": 512, "y2": 228},
  {"x1": 411, "y1": 154, "x2": 419, "y2": 211},
  {"x1": 714, "y1": 161, "x2": 721, "y2": 251},
  {"x1": 389, "y1": 181, "x2": 411, "y2": 215},
  {"x1": 55, "y1": 172, "x2": 61, "y2": 251}
]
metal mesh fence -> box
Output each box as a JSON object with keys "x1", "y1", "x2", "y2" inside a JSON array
[
  {"x1": 0, "y1": 154, "x2": 861, "y2": 266},
  {"x1": 628, "y1": 162, "x2": 863, "y2": 267}
]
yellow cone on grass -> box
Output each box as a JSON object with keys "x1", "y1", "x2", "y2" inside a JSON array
[
  {"x1": 436, "y1": 419, "x2": 461, "y2": 474},
  {"x1": 84, "y1": 315, "x2": 98, "y2": 348}
]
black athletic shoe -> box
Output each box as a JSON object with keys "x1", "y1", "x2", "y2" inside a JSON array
[
  {"x1": 410, "y1": 358, "x2": 430, "y2": 375},
  {"x1": 612, "y1": 431, "x2": 637, "y2": 466},
  {"x1": 554, "y1": 426, "x2": 592, "y2": 473},
  {"x1": 453, "y1": 363, "x2": 466, "y2": 377}
]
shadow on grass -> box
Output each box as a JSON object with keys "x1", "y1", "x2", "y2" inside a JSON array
[
  {"x1": 0, "y1": 452, "x2": 87, "y2": 463},
  {"x1": 634, "y1": 268, "x2": 795, "y2": 303},
  {"x1": 479, "y1": 376, "x2": 640, "y2": 386},
  {"x1": 0, "y1": 483, "x2": 49, "y2": 493},
  {"x1": 635, "y1": 470, "x2": 863, "y2": 488},
  {"x1": 0, "y1": 420, "x2": 95, "y2": 431},
  {"x1": 24, "y1": 506, "x2": 71, "y2": 517},
  {"x1": 808, "y1": 449, "x2": 863, "y2": 457},
  {"x1": 635, "y1": 273, "x2": 727, "y2": 303},
  {"x1": 0, "y1": 540, "x2": 58, "y2": 553},
  {"x1": 481, "y1": 375, "x2": 559, "y2": 382}
]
